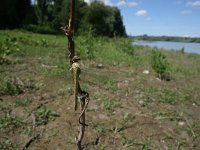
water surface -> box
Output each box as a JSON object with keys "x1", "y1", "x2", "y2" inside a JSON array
[{"x1": 133, "y1": 40, "x2": 200, "y2": 54}]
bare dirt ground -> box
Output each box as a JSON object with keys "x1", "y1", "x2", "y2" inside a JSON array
[{"x1": 1, "y1": 57, "x2": 200, "y2": 150}]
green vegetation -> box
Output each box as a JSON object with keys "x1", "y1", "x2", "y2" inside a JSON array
[
  {"x1": 0, "y1": 139, "x2": 18, "y2": 150},
  {"x1": 0, "y1": 76, "x2": 40, "y2": 96},
  {"x1": 33, "y1": 106, "x2": 59, "y2": 125},
  {"x1": 0, "y1": 36, "x2": 20, "y2": 64},
  {"x1": 0, "y1": 30, "x2": 200, "y2": 149},
  {"x1": 0, "y1": 114, "x2": 24, "y2": 129},
  {"x1": 151, "y1": 50, "x2": 170, "y2": 80},
  {"x1": 0, "y1": 0, "x2": 126, "y2": 37}
]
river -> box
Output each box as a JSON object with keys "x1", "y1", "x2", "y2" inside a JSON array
[{"x1": 133, "y1": 40, "x2": 200, "y2": 54}]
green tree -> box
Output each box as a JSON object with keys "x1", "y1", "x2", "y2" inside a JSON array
[
  {"x1": 112, "y1": 7, "x2": 126, "y2": 37},
  {"x1": 51, "y1": 0, "x2": 87, "y2": 31},
  {"x1": 35, "y1": 0, "x2": 48, "y2": 25},
  {"x1": 0, "y1": 0, "x2": 33, "y2": 28},
  {"x1": 81, "y1": 2, "x2": 113, "y2": 36},
  {"x1": 80, "y1": 2, "x2": 126, "y2": 37}
]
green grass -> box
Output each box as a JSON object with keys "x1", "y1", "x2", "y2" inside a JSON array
[
  {"x1": 0, "y1": 114, "x2": 25, "y2": 129},
  {"x1": 0, "y1": 28, "x2": 199, "y2": 100},
  {"x1": 33, "y1": 106, "x2": 59, "y2": 125}
]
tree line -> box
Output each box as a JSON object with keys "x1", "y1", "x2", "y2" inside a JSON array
[{"x1": 0, "y1": 0, "x2": 126, "y2": 37}]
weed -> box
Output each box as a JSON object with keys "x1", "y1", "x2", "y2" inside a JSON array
[
  {"x1": 159, "y1": 89, "x2": 193, "y2": 104},
  {"x1": 122, "y1": 137, "x2": 148, "y2": 150},
  {"x1": 103, "y1": 79, "x2": 115, "y2": 91},
  {"x1": 176, "y1": 140, "x2": 184, "y2": 150},
  {"x1": 66, "y1": 87, "x2": 73, "y2": 96},
  {"x1": 0, "y1": 77, "x2": 23, "y2": 96},
  {"x1": 185, "y1": 119, "x2": 198, "y2": 139},
  {"x1": 0, "y1": 77, "x2": 41, "y2": 96},
  {"x1": 123, "y1": 113, "x2": 135, "y2": 124},
  {"x1": 116, "y1": 38, "x2": 135, "y2": 56},
  {"x1": 76, "y1": 31, "x2": 96, "y2": 60},
  {"x1": 0, "y1": 114, "x2": 25, "y2": 130},
  {"x1": 151, "y1": 49, "x2": 170, "y2": 80},
  {"x1": 15, "y1": 98, "x2": 32, "y2": 107},
  {"x1": 41, "y1": 39, "x2": 49, "y2": 47},
  {"x1": 99, "y1": 143, "x2": 106, "y2": 150},
  {"x1": 34, "y1": 106, "x2": 59, "y2": 125},
  {"x1": 0, "y1": 36, "x2": 20, "y2": 64},
  {"x1": 102, "y1": 97, "x2": 121, "y2": 112},
  {"x1": 17, "y1": 36, "x2": 50, "y2": 48},
  {"x1": 0, "y1": 139, "x2": 18, "y2": 150},
  {"x1": 40, "y1": 64, "x2": 67, "y2": 77},
  {"x1": 144, "y1": 87, "x2": 194, "y2": 105},
  {"x1": 154, "y1": 111, "x2": 183, "y2": 122},
  {"x1": 90, "y1": 122, "x2": 109, "y2": 135},
  {"x1": 162, "y1": 132, "x2": 173, "y2": 140}
]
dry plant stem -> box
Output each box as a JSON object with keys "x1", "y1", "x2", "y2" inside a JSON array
[
  {"x1": 62, "y1": 0, "x2": 89, "y2": 149},
  {"x1": 67, "y1": 0, "x2": 75, "y2": 65},
  {"x1": 76, "y1": 92, "x2": 89, "y2": 149},
  {"x1": 76, "y1": 96, "x2": 86, "y2": 149}
]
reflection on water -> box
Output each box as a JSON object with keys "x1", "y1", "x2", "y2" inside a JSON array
[{"x1": 133, "y1": 40, "x2": 200, "y2": 54}]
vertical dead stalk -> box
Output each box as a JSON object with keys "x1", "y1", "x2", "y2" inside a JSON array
[{"x1": 61, "y1": 0, "x2": 89, "y2": 149}]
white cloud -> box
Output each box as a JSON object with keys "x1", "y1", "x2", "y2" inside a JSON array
[
  {"x1": 84, "y1": 0, "x2": 113, "y2": 6},
  {"x1": 103, "y1": 0, "x2": 113, "y2": 6},
  {"x1": 117, "y1": 1, "x2": 139, "y2": 7},
  {"x1": 135, "y1": 10, "x2": 147, "y2": 16},
  {"x1": 117, "y1": 1, "x2": 126, "y2": 6},
  {"x1": 128, "y1": 2, "x2": 139, "y2": 7},
  {"x1": 84, "y1": 0, "x2": 91, "y2": 4},
  {"x1": 186, "y1": 1, "x2": 200, "y2": 8},
  {"x1": 180, "y1": 10, "x2": 192, "y2": 14}
]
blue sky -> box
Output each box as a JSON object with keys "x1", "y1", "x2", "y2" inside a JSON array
[{"x1": 85, "y1": 0, "x2": 200, "y2": 37}]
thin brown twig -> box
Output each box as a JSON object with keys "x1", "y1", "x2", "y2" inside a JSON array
[
  {"x1": 79, "y1": 92, "x2": 89, "y2": 126},
  {"x1": 23, "y1": 127, "x2": 45, "y2": 150}
]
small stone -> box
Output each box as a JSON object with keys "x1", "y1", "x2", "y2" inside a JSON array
[
  {"x1": 143, "y1": 70, "x2": 149, "y2": 74},
  {"x1": 192, "y1": 103, "x2": 197, "y2": 107},
  {"x1": 156, "y1": 77, "x2": 161, "y2": 81},
  {"x1": 178, "y1": 121, "x2": 185, "y2": 126},
  {"x1": 96, "y1": 64, "x2": 104, "y2": 69},
  {"x1": 139, "y1": 100, "x2": 144, "y2": 106}
]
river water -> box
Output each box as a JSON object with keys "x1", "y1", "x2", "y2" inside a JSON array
[{"x1": 133, "y1": 40, "x2": 200, "y2": 54}]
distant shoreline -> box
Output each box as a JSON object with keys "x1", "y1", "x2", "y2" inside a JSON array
[{"x1": 131, "y1": 35, "x2": 200, "y2": 43}]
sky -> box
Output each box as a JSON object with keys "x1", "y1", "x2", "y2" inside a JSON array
[{"x1": 85, "y1": 0, "x2": 200, "y2": 37}]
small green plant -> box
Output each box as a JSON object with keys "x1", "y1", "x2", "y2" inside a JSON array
[
  {"x1": 15, "y1": 98, "x2": 32, "y2": 107},
  {"x1": 102, "y1": 97, "x2": 120, "y2": 112},
  {"x1": 76, "y1": 30, "x2": 95, "y2": 60},
  {"x1": 0, "y1": 77, "x2": 41, "y2": 96},
  {"x1": 117, "y1": 38, "x2": 135, "y2": 56},
  {"x1": 0, "y1": 139, "x2": 18, "y2": 150},
  {"x1": 0, "y1": 114, "x2": 25, "y2": 129},
  {"x1": 122, "y1": 137, "x2": 148, "y2": 150},
  {"x1": 0, "y1": 36, "x2": 20, "y2": 64},
  {"x1": 34, "y1": 106, "x2": 59, "y2": 125},
  {"x1": 99, "y1": 143, "x2": 106, "y2": 150},
  {"x1": 104, "y1": 79, "x2": 115, "y2": 91},
  {"x1": 180, "y1": 47, "x2": 185, "y2": 54},
  {"x1": 151, "y1": 50, "x2": 170, "y2": 80},
  {"x1": 123, "y1": 113, "x2": 135, "y2": 124},
  {"x1": 154, "y1": 111, "x2": 183, "y2": 122},
  {"x1": 0, "y1": 77, "x2": 23, "y2": 96}
]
